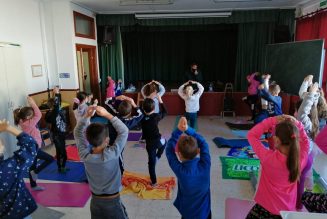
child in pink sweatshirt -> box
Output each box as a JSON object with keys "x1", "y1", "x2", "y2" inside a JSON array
[
  {"x1": 106, "y1": 76, "x2": 116, "y2": 100},
  {"x1": 243, "y1": 72, "x2": 262, "y2": 121},
  {"x1": 246, "y1": 115, "x2": 309, "y2": 218},
  {"x1": 14, "y1": 96, "x2": 53, "y2": 191}
]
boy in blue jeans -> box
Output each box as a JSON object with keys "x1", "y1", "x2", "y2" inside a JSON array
[{"x1": 166, "y1": 117, "x2": 211, "y2": 219}]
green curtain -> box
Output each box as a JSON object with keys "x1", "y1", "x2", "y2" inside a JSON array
[
  {"x1": 235, "y1": 22, "x2": 275, "y2": 91},
  {"x1": 121, "y1": 24, "x2": 238, "y2": 85},
  {"x1": 98, "y1": 26, "x2": 124, "y2": 96}
]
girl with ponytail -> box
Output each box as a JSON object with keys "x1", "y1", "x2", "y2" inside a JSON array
[{"x1": 246, "y1": 115, "x2": 309, "y2": 218}]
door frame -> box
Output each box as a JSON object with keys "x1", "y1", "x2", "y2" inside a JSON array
[{"x1": 75, "y1": 44, "x2": 101, "y2": 103}]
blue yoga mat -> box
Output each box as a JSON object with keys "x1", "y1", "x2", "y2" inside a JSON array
[
  {"x1": 213, "y1": 137, "x2": 268, "y2": 148},
  {"x1": 24, "y1": 161, "x2": 87, "y2": 183},
  {"x1": 231, "y1": 130, "x2": 265, "y2": 139}
]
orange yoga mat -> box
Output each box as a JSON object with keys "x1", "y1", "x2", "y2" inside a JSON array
[{"x1": 121, "y1": 171, "x2": 176, "y2": 200}]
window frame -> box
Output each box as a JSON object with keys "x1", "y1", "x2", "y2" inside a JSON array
[{"x1": 73, "y1": 11, "x2": 96, "y2": 39}]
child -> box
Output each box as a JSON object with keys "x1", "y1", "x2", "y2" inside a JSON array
[
  {"x1": 302, "y1": 124, "x2": 327, "y2": 213},
  {"x1": 14, "y1": 96, "x2": 53, "y2": 191},
  {"x1": 243, "y1": 72, "x2": 262, "y2": 121},
  {"x1": 254, "y1": 75, "x2": 282, "y2": 124},
  {"x1": 45, "y1": 94, "x2": 68, "y2": 173},
  {"x1": 105, "y1": 95, "x2": 144, "y2": 174},
  {"x1": 105, "y1": 95, "x2": 144, "y2": 145},
  {"x1": 0, "y1": 119, "x2": 38, "y2": 218},
  {"x1": 115, "y1": 79, "x2": 124, "y2": 96},
  {"x1": 166, "y1": 117, "x2": 211, "y2": 219},
  {"x1": 73, "y1": 91, "x2": 88, "y2": 123},
  {"x1": 246, "y1": 115, "x2": 310, "y2": 218},
  {"x1": 106, "y1": 76, "x2": 115, "y2": 101},
  {"x1": 178, "y1": 80, "x2": 204, "y2": 128},
  {"x1": 74, "y1": 106, "x2": 129, "y2": 219},
  {"x1": 141, "y1": 95, "x2": 167, "y2": 186},
  {"x1": 295, "y1": 82, "x2": 321, "y2": 209},
  {"x1": 141, "y1": 80, "x2": 166, "y2": 113}
]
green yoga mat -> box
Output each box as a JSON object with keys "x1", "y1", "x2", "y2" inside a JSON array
[
  {"x1": 220, "y1": 156, "x2": 260, "y2": 180},
  {"x1": 173, "y1": 116, "x2": 198, "y2": 131},
  {"x1": 312, "y1": 169, "x2": 326, "y2": 193}
]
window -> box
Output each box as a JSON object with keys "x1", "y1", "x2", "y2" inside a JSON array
[{"x1": 73, "y1": 11, "x2": 95, "y2": 39}]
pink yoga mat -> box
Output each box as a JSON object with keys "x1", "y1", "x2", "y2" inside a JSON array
[
  {"x1": 225, "y1": 198, "x2": 255, "y2": 219},
  {"x1": 26, "y1": 182, "x2": 91, "y2": 207}
]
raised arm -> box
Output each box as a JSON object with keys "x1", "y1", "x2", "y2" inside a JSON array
[
  {"x1": 185, "y1": 127, "x2": 210, "y2": 167},
  {"x1": 155, "y1": 81, "x2": 166, "y2": 96},
  {"x1": 27, "y1": 96, "x2": 42, "y2": 126},
  {"x1": 156, "y1": 95, "x2": 167, "y2": 121},
  {"x1": 299, "y1": 75, "x2": 313, "y2": 99},
  {"x1": 74, "y1": 117, "x2": 92, "y2": 160},
  {"x1": 166, "y1": 129, "x2": 184, "y2": 175},
  {"x1": 96, "y1": 106, "x2": 128, "y2": 156},
  {"x1": 297, "y1": 84, "x2": 320, "y2": 133},
  {"x1": 0, "y1": 120, "x2": 37, "y2": 169},
  {"x1": 247, "y1": 117, "x2": 278, "y2": 160},
  {"x1": 178, "y1": 83, "x2": 187, "y2": 100},
  {"x1": 193, "y1": 82, "x2": 204, "y2": 98},
  {"x1": 123, "y1": 108, "x2": 144, "y2": 129}
]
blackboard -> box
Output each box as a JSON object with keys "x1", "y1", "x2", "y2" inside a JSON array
[{"x1": 265, "y1": 39, "x2": 324, "y2": 94}]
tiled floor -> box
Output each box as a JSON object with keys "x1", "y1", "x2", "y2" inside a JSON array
[{"x1": 36, "y1": 116, "x2": 327, "y2": 219}]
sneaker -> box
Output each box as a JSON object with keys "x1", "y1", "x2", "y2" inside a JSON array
[
  {"x1": 32, "y1": 186, "x2": 45, "y2": 191},
  {"x1": 30, "y1": 170, "x2": 38, "y2": 181}
]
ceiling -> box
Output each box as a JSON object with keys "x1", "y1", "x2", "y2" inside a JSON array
[{"x1": 65, "y1": 0, "x2": 315, "y2": 14}]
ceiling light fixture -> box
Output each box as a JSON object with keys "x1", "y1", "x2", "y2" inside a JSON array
[
  {"x1": 120, "y1": 0, "x2": 174, "y2": 6},
  {"x1": 135, "y1": 12, "x2": 232, "y2": 19}
]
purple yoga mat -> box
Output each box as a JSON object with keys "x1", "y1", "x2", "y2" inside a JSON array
[
  {"x1": 128, "y1": 132, "x2": 142, "y2": 141},
  {"x1": 25, "y1": 182, "x2": 91, "y2": 207}
]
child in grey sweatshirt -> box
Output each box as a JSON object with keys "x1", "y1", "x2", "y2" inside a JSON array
[{"x1": 74, "y1": 106, "x2": 129, "y2": 219}]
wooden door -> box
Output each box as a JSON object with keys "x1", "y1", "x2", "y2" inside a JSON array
[{"x1": 76, "y1": 44, "x2": 101, "y2": 102}]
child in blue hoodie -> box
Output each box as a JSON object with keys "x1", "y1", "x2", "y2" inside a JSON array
[
  {"x1": 255, "y1": 74, "x2": 282, "y2": 124},
  {"x1": 166, "y1": 117, "x2": 211, "y2": 219},
  {"x1": 0, "y1": 119, "x2": 38, "y2": 219}
]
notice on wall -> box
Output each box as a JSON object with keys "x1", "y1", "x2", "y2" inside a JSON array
[{"x1": 59, "y1": 73, "x2": 70, "y2": 78}]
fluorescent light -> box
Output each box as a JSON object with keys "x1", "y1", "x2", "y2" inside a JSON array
[
  {"x1": 213, "y1": 0, "x2": 271, "y2": 2},
  {"x1": 135, "y1": 12, "x2": 232, "y2": 19},
  {"x1": 120, "y1": 0, "x2": 173, "y2": 6}
]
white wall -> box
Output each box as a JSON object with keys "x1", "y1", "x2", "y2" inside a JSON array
[
  {"x1": 0, "y1": 0, "x2": 99, "y2": 93},
  {"x1": 0, "y1": 0, "x2": 47, "y2": 94},
  {"x1": 298, "y1": 0, "x2": 321, "y2": 16}
]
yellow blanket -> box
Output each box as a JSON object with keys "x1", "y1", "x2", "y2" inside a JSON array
[{"x1": 121, "y1": 171, "x2": 176, "y2": 200}]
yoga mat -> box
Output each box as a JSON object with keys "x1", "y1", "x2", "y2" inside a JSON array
[
  {"x1": 225, "y1": 122, "x2": 254, "y2": 130},
  {"x1": 312, "y1": 169, "x2": 326, "y2": 193},
  {"x1": 121, "y1": 171, "x2": 176, "y2": 200},
  {"x1": 220, "y1": 156, "x2": 260, "y2": 180},
  {"x1": 25, "y1": 182, "x2": 91, "y2": 207},
  {"x1": 213, "y1": 137, "x2": 268, "y2": 148},
  {"x1": 227, "y1": 146, "x2": 258, "y2": 159},
  {"x1": 225, "y1": 198, "x2": 255, "y2": 219},
  {"x1": 128, "y1": 132, "x2": 142, "y2": 141},
  {"x1": 24, "y1": 161, "x2": 87, "y2": 183},
  {"x1": 65, "y1": 145, "x2": 80, "y2": 161},
  {"x1": 173, "y1": 115, "x2": 198, "y2": 131},
  {"x1": 231, "y1": 130, "x2": 249, "y2": 138}
]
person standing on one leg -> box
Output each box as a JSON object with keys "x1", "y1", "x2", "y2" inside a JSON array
[
  {"x1": 166, "y1": 117, "x2": 211, "y2": 219},
  {"x1": 141, "y1": 95, "x2": 167, "y2": 187}
]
